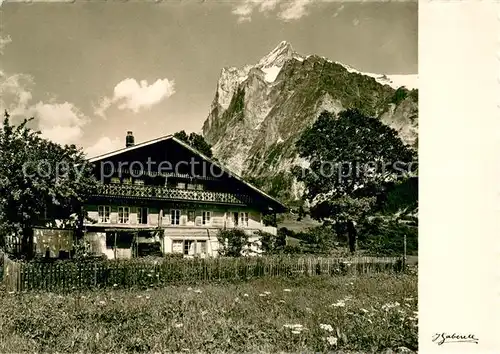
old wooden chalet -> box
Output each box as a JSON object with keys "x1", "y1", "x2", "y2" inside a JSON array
[{"x1": 82, "y1": 132, "x2": 286, "y2": 259}]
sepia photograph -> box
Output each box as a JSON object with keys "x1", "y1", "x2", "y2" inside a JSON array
[{"x1": 0, "y1": 0, "x2": 419, "y2": 352}]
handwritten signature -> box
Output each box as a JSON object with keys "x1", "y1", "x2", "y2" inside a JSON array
[{"x1": 432, "y1": 332, "x2": 479, "y2": 345}]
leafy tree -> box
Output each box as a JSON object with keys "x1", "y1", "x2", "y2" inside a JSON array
[
  {"x1": 255, "y1": 229, "x2": 286, "y2": 254},
  {"x1": 0, "y1": 111, "x2": 97, "y2": 258},
  {"x1": 293, "y1": 109, "x2": 416, "y2": 253},
  {"x1": 358, "y1": 216, "x2": 418, "y2": 256},
  {"x1": 174, "y1": 130, "x2": 215, "y2": 159},
  {"x1": 262, "y1": 213, "x2": 277, "y2": 227}
]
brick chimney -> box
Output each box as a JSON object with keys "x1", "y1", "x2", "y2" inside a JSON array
[{"x1": 126, "y1": 131, "x2": 135, "y2": 147}]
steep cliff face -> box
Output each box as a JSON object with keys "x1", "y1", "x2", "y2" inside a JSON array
[{"x1": 202, "y1": 41, "x2": 418, "y2": 204}]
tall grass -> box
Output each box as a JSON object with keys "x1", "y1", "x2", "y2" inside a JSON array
[{"x1": 0, "y1": 274, "x2": 417, "y2": 353}]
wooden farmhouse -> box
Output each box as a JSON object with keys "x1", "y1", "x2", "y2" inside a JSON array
[{"x1": 80, "y1": 132, "x2": 286, "y2": 259}]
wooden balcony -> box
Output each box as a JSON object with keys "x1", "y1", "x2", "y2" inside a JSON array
[{"x1": 92, "y1": 183, "x2": 252, "y2": 205}]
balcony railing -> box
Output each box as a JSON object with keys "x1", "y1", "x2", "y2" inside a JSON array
[{"x1": 92, "y1": 183, "x2": 252, "y2": 205}]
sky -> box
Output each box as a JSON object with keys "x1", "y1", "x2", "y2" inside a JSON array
[{"x1": 0, "y1": 0, "x2": 417, "y2": 157}]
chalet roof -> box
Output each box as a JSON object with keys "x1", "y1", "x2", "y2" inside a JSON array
[{"x1": 88, "y1": 135, "x2": 287, "y2": 213}]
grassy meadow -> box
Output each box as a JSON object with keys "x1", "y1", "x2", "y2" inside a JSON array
[{"x1": 0, "y1": 273, "x2": 417, "y2": 353}]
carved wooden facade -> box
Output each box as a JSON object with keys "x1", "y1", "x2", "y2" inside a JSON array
[{"x1": 84, "y1": 134, "x2": 286, "y2": 259}]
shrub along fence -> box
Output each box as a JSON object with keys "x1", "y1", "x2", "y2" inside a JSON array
[{"x1": 1, "y1": 253, "x2": 404, "y2": 293}]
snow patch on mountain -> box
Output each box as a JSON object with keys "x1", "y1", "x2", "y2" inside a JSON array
[
  {"x1": 262, "y1": 66, "x2": 282, "y2": 83},
  {"x1": 338, "y1": 62, "x2": 418, "y2": 90}
]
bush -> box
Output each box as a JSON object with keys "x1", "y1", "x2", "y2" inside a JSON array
[
  {"x1": 254, "y1": 230, "x2": 286, "y2": 254},
  {"x1": 163, "y1": 253, "x2": 184, "y2": 260},
  {"x1": 216, "y1": 229, "x2": 250, "y2": 257},
  {"x1": 262, "y1": 214, "x2": 277, "y2": 227},
  {"x1": 358, "y1": 217, "x2": 418, "y2": 256}
]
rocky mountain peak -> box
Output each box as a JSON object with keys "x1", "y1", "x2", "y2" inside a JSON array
[
  {"x1": 258, "y1": 41, "x2": 296, "y2": 68},
  {"x1": 203, "y1": 43, "x2": 418, "y2": 204}
]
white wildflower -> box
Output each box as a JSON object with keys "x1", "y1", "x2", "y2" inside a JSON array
[
  {"x1": 113, "y1": 283, "x2": 118, "y2": 287},
  {"x1": 291, "y1": 330, "x2": 301, "y2": 334},
  {"x1": 305, "y1": 307, "x2": 312, "y2": 313},
  {"x1": 381, "y1": 301, "x2": 400, "y2": 311},
  {"x1": 243, "y1": 293, "x2": 249, "y2": 297},
  {"x1": 137, "y1": 295, "x2": 142, "y2": 299},
  {"x1": 174, "y1": 323, "x2": 184, "y2": 328},
  {"x1": 264, "y1": 291, "x2": 271, "y2": 295},
  {"x1": 193, "y1": 289, "x2": 202, "y2": 294},
  {"x1": 319, "y1": 324, "x2": 334, "y2": 332},
  {"x1": 98, "y1": 300, "x2": 106, "y2": 306},
  {"x1": 331, "y1": 300, "x2": 346, "y2": 307},
  {"x1": 279, "y1": 300, "x2": 286, "y2": 304},
  {"x1": 187, "y1": 287, "x2": 192, "y2": 291},
  {"x1": 259, "y1": 293, "x2": 267, "y2": 297},
  {"x1": 325, "y1": 336, "x2": 338, "y2": 346},
  {"x1": 360, "y1": 308, "x2": 369, "y2": 313},
  {"x1": 283, "y1": 324, "x2": 303, "y2": 330},
  {"x1": 146, "y1": 295, "x2": 151, "y2": 300},
  {"x1": 283, "y1": 289, "x2": 291, "y2": 292}
]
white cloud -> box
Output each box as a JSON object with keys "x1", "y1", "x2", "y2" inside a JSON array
[
  {"x1": 278, "y1": 0, "x2": 313, "y2": 22},
  {"x1": 84, "y1": 136, "x2": 122, "y2": 158},
  {"x1": 1, "y1": 34, "x2": 89, "y2": 146},
  {"x1": 231, "y1": 0, "x2": 321, "y2": 22},
  {"x1": 30, "y1": 102, "x2": 89, "y2": 145},
  {"x1": 0, "y1": 35, "x2": 12, "y2": 54},
  {"x1": 0, "y1": 72, "x2": 34, "y2": 116},
  {"x1": 332, "y1": 4, "x2": 344, "y2": 18},
  {"x1": 95, "y1": 77, "x2": 175, "y2": 117},
  {"x1": 93, "y1": 96, "x2": 113, "y2": 118},
  {"x1": 232, "y1": 0, "x2": 415, "y2": 22}
]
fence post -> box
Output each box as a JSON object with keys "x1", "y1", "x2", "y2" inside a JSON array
[
  {"x1": 403, "y1": 235, "x2": 407, "y2": 271},
  {"x1": 94, "y1": 262, "x2": 97, "y2": 288}
]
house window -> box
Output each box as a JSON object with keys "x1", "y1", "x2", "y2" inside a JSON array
[
  {"x1": 233, "y1": 212, "x2": 239, "y2": 226},
  {"x1": 171, "y1": 209, "x2": 180, "y2": 225},
  {"x1": 187, "y1": 183, "x2": 196, "y2": 190},
  {"x1": 177, "y1": 182, "x2": 186, "y2": 189},
  {"x1": 196, "y1": 184, "x2": 204, "y2": 191},
  {"x1": 184, "y1": 240, "x2": 194, "y2": 255},
  {"x1": 122, "y1": 177, "x2": 132, "y2": 184},
  {"x1": 187, "y1": 210, "x2": 195, "y2": 223},
  {"x1": 111, "y1": 177, "x2": 120, "y2": 184},
  {"x1": 240, "y1": 212, "x2": 249, "y2": 227},
  {"x1": 118, "y1": 207, "x2": 130, "y2": 224},
  {"x1": 98, "y1": 205, "x2": 110, "y2": 223},
  {"x1": 137, "y1": 207, "x2": 148, "y2": 224},
  {"x1": 134, "y1": 179, "x2": 144, "y2": 185},
  {"x1": 105, "y1": 232, "x2": 115, "y2": 249},
  {"x1": 202, "y1": 211, "x2": 211, "y2": 225},
  {"x1": 172, "y1": 240, "x2": 183, "y2": 253}
]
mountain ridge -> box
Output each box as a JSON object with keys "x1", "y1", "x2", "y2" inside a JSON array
[{"x1": 202, "y1": 41, "x2": 418, "y2": 204}]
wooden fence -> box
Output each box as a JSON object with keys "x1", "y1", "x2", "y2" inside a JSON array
[{"x1": 1, "y1": 254, "x2": 404, "y2": 293}]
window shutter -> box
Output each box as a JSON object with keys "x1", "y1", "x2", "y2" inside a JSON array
[{"x1": 149, "y1": 213, "x2": 158, "y2": 226}]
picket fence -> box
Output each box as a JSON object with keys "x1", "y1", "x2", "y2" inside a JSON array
[{"x1": 1, "y1": 254, "x2": 403, "y2": 293}]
